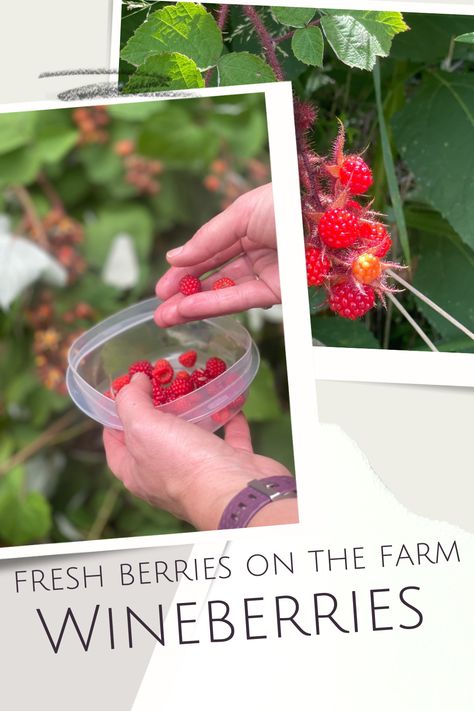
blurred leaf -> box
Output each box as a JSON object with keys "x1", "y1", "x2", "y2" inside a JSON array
[
  {"x1": 0, "y1": 112, "x2": 36, "y2": 154},
  {"x1": 0, "y1": 147, "x2": 41, "y2": 188},
  {"x1": 391, "y1": 15, "x2": 474, "y2": 62},
  {"x1": 85, "y1": 205, "x2": 153, "y2": 267},
  {"x1": 271, "y1": 7, "x2": 316, "y2": 28},
  {"x1": 321, "y1": 10, "x2": 408, "y2": 70},
  {"x1": 244, "y1": 359, "x2": 281, "y2": 422},
  {"x1": 251, "y1": 416, "x2": 295, "y2": 473},
  {"x1": 122, "y1": 3, "x2": 223, "y2": 70},
  {"x1": 292, "y1": 26, "x2": 324, "y2": 67},
  {"x1": 312, "y1": 315, "x2": 380, "y2": 348},
  {"x1": 412, "y1": 231, "x2": 474, "y2": 342},
  {"x1": 392, "y1": 72, "x2": 474, "y2": 249},
  {"x1": 0, "y1": 467, "x2": 52, "y2": 545},
  {"x1": 217, "y1": 53, "x2": 276, "y2": 86},
  {"x1": 125, "y1": 52, "x2": 204, "y2": 92},
  {"x1": 108, "y1": 102, "x2": 165, "y2": 121},
  {"x1": 138, "y1": 106, "x2": 220, "y2": 166},
  {"x1": 35, "y1": 110, "x2": 78, "y2": 163},
  {"x1": 79, "y1": 144, "x2": 123, "y2": 185}
]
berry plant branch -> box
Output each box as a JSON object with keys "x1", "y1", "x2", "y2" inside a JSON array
[
  {"x1": 387, "y1": 269, "x2": 474, "y2": 341},
  {"x1": 386, "y1": 292, "x2": 438, "y2": 352}
]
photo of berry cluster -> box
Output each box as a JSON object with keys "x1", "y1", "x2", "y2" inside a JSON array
[
  {"x1": 0, "y1": 94, "x2": 294, "y2": 547},
  {"x1": 121, "y1": 3, "x2": 474, "y2": 353},
  {"x1": 299, "y1": 113, "x2": 400, "y2": 320}
]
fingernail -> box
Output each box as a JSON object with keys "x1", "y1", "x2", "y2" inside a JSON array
[{"x1": 167, "y1": 246, "x2": 183, "y2": 259}]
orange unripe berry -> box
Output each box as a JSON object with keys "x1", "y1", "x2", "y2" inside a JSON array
[
  {"x1": 203, "y1": 175, "x2": 220, "y2": 192},
  {"x1": 352, "y1": 253, "x2": 382, "y2": 284}
]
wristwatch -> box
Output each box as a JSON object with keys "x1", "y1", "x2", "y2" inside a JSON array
[{"x1": 218, "y1": 476, "x2": 297, "y2": 529}]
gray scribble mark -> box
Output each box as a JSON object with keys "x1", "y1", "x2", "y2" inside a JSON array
[{"x1": 39, "y1": 68, "x2": 201, "y2": 102}]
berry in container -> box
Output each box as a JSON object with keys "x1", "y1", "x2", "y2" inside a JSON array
[{"x1": 66, "y1": 297, "x2": 260, "y2": 432}]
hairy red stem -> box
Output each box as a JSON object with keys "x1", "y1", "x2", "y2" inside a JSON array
[
  {"x1": 243, "y1": 5, "x2": 285, "y2": 81},
  {"x1": 205, "y1": 4, "x2": 230, "y2": 87}
]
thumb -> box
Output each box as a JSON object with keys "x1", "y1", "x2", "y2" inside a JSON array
[{"x1": 114, "y1": 373, "x2": 155, "y2": 431}]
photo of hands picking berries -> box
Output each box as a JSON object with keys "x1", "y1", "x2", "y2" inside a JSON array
[
  {"x1": 121, "y1": 3, "x2": 474, "y2": 352},
  {"x1": 0, "y1": 93, "x2": 297, "y2": 547}
]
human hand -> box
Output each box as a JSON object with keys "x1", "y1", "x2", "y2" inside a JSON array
[
  {"x1": 103, "y1": 373, "x2": 297, "y2": 531},
  {"x1": 154, "y1": 183, "x2": 280, "y2": 328}
]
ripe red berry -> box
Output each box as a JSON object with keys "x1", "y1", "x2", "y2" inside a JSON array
[
  {"x1": 103, "y1": 390, "x2": 113, "y2": 399},
  {"x1": 340, "y1": 155, "x2": 373, "y2": 195},
  {"x1": 190, "y1": 368, "x2": 209, "y2": 389},
  {"x1": 153, "y1": 359, "x2": 174, "y2": 384},
  {"x1": 178, "y1": 350, "x2": 197, "y2": 368},
  {"x1": 346, "y1": 199, "x2": 362, "y2": 212},
  {"x1": 176, "y1": 370, "x2": 191, "y2": 380},
  {"x1": 352, "y1": 253, "x2": 382, "y2": 285},
  {"x1": 152, "y1": 381, "x2": 168, "y2": 407},
  {"x1": 166, "y1": 377, "x2": 194, "y2": 402},
  {"x1": 205, "y1": 357, "x2": 227, "y2": 379},
  {"x1": 179, "y1": 274, "x2": 202, "y2": 296},
  {"x1": 128, "y1": 360, "x2": 153, "y2": 378},
  {"x1": 358, "y1": 221, "x2": 392, "y2": 258},
  {"x1": 319, "y1": 208, "x2": 360, "y2": 249},
  {"x1": 328, "y1": 281, "x2": 375, "y2": 319},
  {"x1": 305, "y1": 246, "x2": 331, "y2": 287},
  {"x1": 111, "y1": 374, "x2": 130, "y2": 394},
  {"x1": 213, "y1": 277, "x2": 236, "y2": 290}
]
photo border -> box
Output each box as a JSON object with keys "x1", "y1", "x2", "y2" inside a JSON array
[{"x1": 0, "y1": 82, "x2": 320, "y2": 560}]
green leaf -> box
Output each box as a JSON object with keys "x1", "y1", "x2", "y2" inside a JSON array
[
  {"x1": 392, "y1": 72, "x2": 474, "y2": 250},
  {"x1": 137, "y1": 105, "x2": 220, "y2": 166},
  {"x1": 321, "y1": 10, "x2": 408, "y2": 70},
  {"x1": 84, "y1": 205, "x2": 153, "y2": 267},
  {"x1": 455, "y1": 32, "x2": 474, "y2": 44},
  {"x1": 291, "y1": 26, "x2": 324, "y2": 66},
  {"x1": 308, "y1": 286, "x2": 327, "y2": 315},
  {"x1": 0, "y1": 467, "x2": 52, "y2": 545},
  {"x1": 271, "y1": 7, "x2": 316, "y2": 28},
  {"x1": 0, "y1": 112, "x2": 37, "y2": 154},
  {"x1": 251, "y1": 416, "x2": 295, "y2": 473},
  {"x1": 391, "y1": 15, "x2": 474, "y2": 62},
  {"x1": 122, "y1": 3, "x2": 222, "y2": 70},
  {"x1": 79, "y1": 144, "x2": 123, "y2": 185},
  {"x1": 243, "y1": 359, "x2": 281, "y2": 422},
  {"x1": 0, "y1": 146, "x2": 40, "y2": 188},
  {"x1": 35, "y1": 110, "x2": 78, "y2": 163},
  {"x1": 217, "y1": 52, "x2": 276, "y2": 86},
  {"x1": 312, "y1": 315, "x2": 380, "y2": 348},
  {"x1": 125, "y1": 52, "x2": 204, "y2": 93},
  {"x1": 411, "y1": 231, "x2": 474, "y2": 344},
  {"x1": 108, "y1": 102, "x2": 166, "y2": 121}
]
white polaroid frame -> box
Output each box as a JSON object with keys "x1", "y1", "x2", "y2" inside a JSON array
[
  {"x1": 0, "y1": 82, "x2": 319, "y2": 560},
  {"x1": 168, "y1": 0, "x2": 474, "y2": 388}
]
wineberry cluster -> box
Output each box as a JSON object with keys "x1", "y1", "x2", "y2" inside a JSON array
[
  {"x1": 114, "y1": 139, "x2": 164, "y2": 196},
  {"x1": 296, "y1": 101, "x2": 401, "y2": 320},
  {"x1": 72, "y1": 106, "x2": 110, "y2": 145},
  {"x1": 27, "y1": 291, "x2": 95, "y2": 395},
  {"x1": 24, "y1": 208, "x2": 86, "y2": 283}
]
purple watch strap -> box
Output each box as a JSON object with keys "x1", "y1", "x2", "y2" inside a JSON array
[{"x1": 218, "y1": 476, "x2": 297, "y2": 530}]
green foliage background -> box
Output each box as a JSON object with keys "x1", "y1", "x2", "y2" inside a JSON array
[
  {"x1": 120, "y1": 3, "x2": 474, "y2": 352},
  {"x1": 0, "y1": 94, "x2": 295, "y2": 547}
]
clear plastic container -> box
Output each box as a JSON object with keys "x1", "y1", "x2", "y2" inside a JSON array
[{"x1": 66, "y1": 297, "x2": 260, "y2": 432}]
